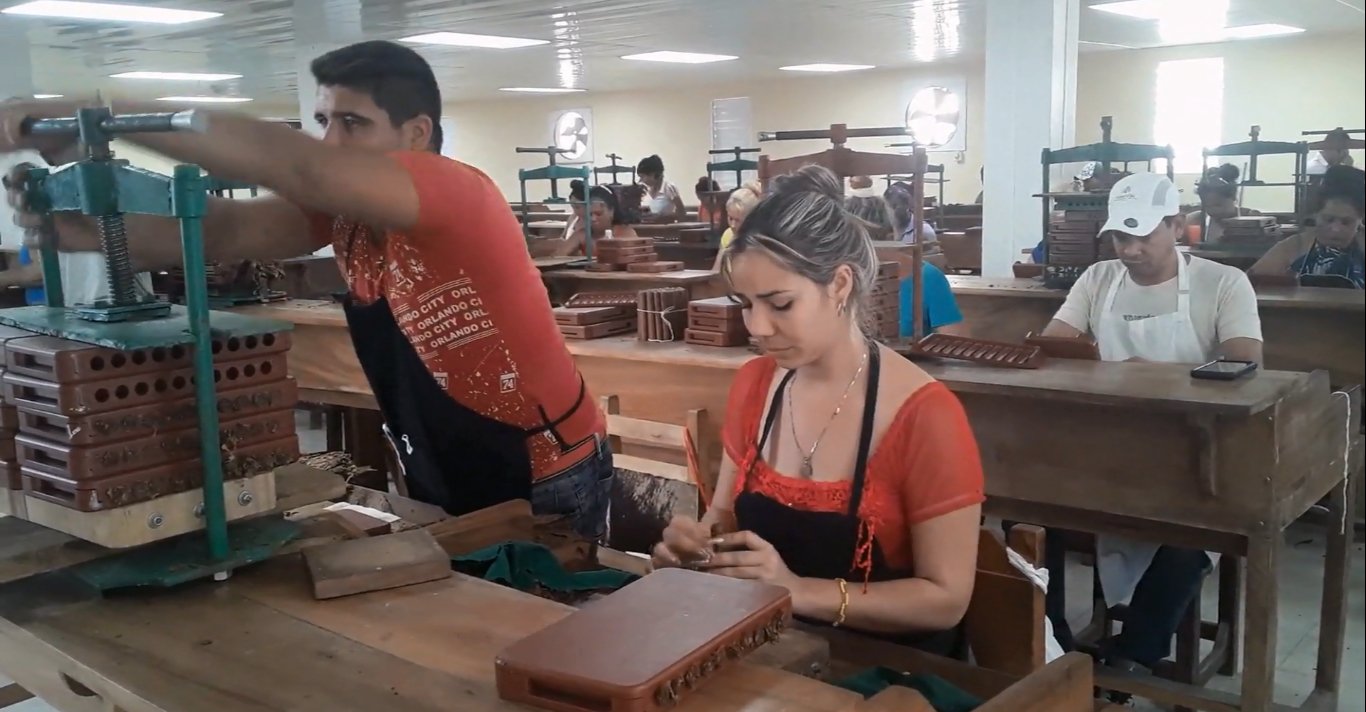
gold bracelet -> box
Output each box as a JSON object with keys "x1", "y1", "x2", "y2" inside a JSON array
[{"x1": 832, "y1": 578, "x2": 849, "y2": 628}]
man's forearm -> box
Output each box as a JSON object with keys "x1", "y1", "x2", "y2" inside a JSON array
[{"x1": 0, "y1": 263, "x2": 40, "y2": 289}]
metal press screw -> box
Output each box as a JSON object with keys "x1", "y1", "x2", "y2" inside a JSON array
[
  {"x1": 193, "y1": 503, "x2": 205, "y2": 518},
  {"x1": 238, "y1": 491, "x2": 253, "y2": 506},
  {"x1": 148, "y1": 513, "x2": 164, "y2": 529}
]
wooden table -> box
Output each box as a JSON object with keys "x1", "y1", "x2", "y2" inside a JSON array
[
  {"x1": 532, "y1": 256, "x2": 587, "y2": 271},
  {"x1": 0, "y1": 526, "x2": 861, "y2": 712},
  {"x1": 947, "y1": 276, "x2": 1366, "y2": 388},
  {"x1": 540, "y1": 268, "x2": 726, "y2": 304}
]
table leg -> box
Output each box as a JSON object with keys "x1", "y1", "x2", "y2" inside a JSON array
[
  {"x1": 1312, "y1": 476, "x2": 1350, "y2": 709},
  {"x1": 1241, "y1": 528, "x2": 1280, "y2": 712}
]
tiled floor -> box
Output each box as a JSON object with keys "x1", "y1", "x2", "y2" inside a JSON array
[{"x1": 2, "y1": 417, "x2": 1360, "y2": 711}]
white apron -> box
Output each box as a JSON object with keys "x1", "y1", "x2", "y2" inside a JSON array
[{"x1": 1094, "y1": 253, "x2": 1213, "y2": 606}]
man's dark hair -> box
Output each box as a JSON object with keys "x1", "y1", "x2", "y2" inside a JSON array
[
  {"x1": 311, "y1": 40, "x2": 443, "y2": 153},
  {"x1": 637, "y1": 154, "x2": 665, "y2": 177}
]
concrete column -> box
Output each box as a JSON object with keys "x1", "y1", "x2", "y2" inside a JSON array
[{"x1": 981, "y1": 0, "x2": 1079, "y2": 277}]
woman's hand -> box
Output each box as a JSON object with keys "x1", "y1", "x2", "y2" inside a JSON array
[
  {"x1": 700, "y1": 530, "x2": 801, "y2": 591},
  {"x1": 650, "y1": 516, "x2": 715, "y2": 569}
]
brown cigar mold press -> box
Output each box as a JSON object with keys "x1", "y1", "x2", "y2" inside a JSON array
[{"x1": 4, "y1": 105, "x2": 301, "y2": 586}]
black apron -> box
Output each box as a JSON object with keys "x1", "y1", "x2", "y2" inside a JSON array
[
  {"x1": 339, "y1": 232, "x2": 588, "y2": 517},
  {"x1": 734, "y1": 346, "x2": 965, "y2": 657}
]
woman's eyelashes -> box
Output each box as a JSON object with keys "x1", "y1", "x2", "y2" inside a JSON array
[{"x1": 769, "y1": 300, "x2": 793, "y2": 312}]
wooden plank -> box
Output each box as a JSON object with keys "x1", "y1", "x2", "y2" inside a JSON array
[
  {"x1": 1241, "y1": 526, "x2": 1281, "y2": 712},
  {"x1": 978, "y1": 654, "x2": 1094, "y2": 712},
  {"x1": 305, "y1": 529, "x2": 451, "y2": 600}
]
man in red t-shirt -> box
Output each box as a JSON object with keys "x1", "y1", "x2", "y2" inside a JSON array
[{"x1": 2, "y1": 41, "x2": 612, "y2": 539}]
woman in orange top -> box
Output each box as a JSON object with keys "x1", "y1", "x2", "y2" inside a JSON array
[{"x1": 652, "y1": 165, "x2": 984, "y2": 652}]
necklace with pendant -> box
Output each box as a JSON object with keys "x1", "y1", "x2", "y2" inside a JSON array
[{"x1": 787, "y1": 347, "x2": 869, "y2": 478}]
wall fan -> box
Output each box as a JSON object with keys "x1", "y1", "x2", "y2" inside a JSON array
[
  {"x1": 905, "y1": 86, "x2": 961, "y2": 149},
  {"x1": 553, "y1": 110, "x2": 591, "y2": 161}
]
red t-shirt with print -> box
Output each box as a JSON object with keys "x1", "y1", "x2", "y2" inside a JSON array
[{"x1": 307, "y1": 151, "x2": 603, "y2": 480}]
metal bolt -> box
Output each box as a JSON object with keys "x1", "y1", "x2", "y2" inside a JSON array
[
  {"x1": 148, "y1": 513, "x2": 164, "y2": 529},
  {"x1": 237, "y1": 491, "x2": 253, "y2": 506},
  {"x1": 193, "y1": 503, "x2": 205, "y2": 518}
]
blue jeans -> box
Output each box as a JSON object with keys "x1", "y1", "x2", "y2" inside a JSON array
[{"x1": 530, "y1": 436, "x2": 614, "y2": 542}]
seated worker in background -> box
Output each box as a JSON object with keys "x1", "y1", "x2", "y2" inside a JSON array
[
  {"x1": 1039, "y1": 173, "x2": 1262, "y2": 695},
  {"x1": 844, "y1": 195, "x2": 968, "y2": 338},
  {"x1": 637, "y1": 154, "x2": 685, "y2": 222},
  {"x1": 0, "y1": 243, "x2": 155, "y2": 306},
  {"x1": 713, "y1": 181, "x2": 763, "y2": 271},
  {"x1": 2, "y1": 40, "x2": 612, "y2": 540},
  {"x1": 848, "y1": 175, "x2": 877, "y2": 197},
  {"x1": 1185, "y1": 164, "x2": 1260, "y2": 244},
  {"x1": 973, "y1": 167, "x2": 984, "y2": 204},
  {"x1": 695, "y1": 177, "x2": 723, "y2": 226},
  {"x1": 885, "y1": 181, "x2": 939, "y2": 253},
  {"x1": 547, "y1": 181, "x2": 644, "y2": 257},
  {"x1": 654, "y1": 166, "x2": 984, "y2": 654},
  {"x1": 1250, "y1": 165, "x2": 1364, "y2": 289},
  {"x1": 1308, "y1": 128, "x2": 1356, "y2": 175}
]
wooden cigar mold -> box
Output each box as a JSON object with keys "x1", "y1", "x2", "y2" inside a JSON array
[
  {"x1": 565, "y1": 293, "x2": 639, "y2": 309},
  {"x1": 559, "y1": 318, "x2": 637, "y2": 340},
  {"x1": 638, "y1": 288, "x2": 688, "y2": 342},
  {"x1": 585, "y1": 262, "x2": 626, "y2": 273},
  {"x1": 18, "y1": 379, "x2": 299, "y2": 448},
  {"x1": 686, "y1": 297, "x2": 742, "y2": 319},
  {"x1": 22, "y1": 435, "x2": 298, "y2": 512},
  {"x1": 4, "y1": 332, "x2": 291, "y2": 384},
  {"x1": 596, "y1": 237, "x2": 660, "y2": 270},
  {"x1": 596, "y1": 238, "x2": 653, "y2": 249},
  {"x1": 595, "y1": 245, "x2": 655, "y2": 259},
  {"x1": 686, "y1": 315, "x2": 748, "y2": 334},
  {"x1": 16, "y1": 408, "x2": 296, "y2": 481},
  {"x1": 2, "y1": 353, "x2": 288, "y2": 416},
  {"x1": 908, "y1": 333, "x2": 1045, "y2": 369},
  {"x1": 683, "y1": 329, "x2": 748, "y2": 347},
  {"x1": 554, "y1": 306, "x2": 635, "y2": 326},
  {"x1": 870, "y1": 276, "x2": 899, "y2": 297},
  {"x1": 495, "y1": 568, "x2": 792, "y2": 712},
  {"x1": 877, "y1": 261, "x2": 899, "y2": 279},
  {"x1": 626, "y1": 261, "x2": 685, "y2": 274}
]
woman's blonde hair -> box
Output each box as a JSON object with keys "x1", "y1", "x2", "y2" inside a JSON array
[{"x1": 726, "y1": 180, "x2": 764, "y2": 217}]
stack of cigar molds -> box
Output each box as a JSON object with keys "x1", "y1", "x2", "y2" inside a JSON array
[{"x1": 0, "y1": 327, "x2": 299, "y2": 520}]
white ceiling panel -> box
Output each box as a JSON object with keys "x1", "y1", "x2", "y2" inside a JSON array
[{"x1": 3, "y1": 0, "x2": 1361, "y2": 109}]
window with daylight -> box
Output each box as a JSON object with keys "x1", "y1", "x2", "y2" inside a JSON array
[{"x1": 1154, "y1": 58, "x2": 1225, "y2": 173}]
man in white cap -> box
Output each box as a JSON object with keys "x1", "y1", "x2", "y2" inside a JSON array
[{"x1": 1038, "y1": 172, "x2": 1262, "y2": 691}]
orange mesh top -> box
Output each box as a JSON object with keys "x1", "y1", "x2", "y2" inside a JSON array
[{"x1": 722, "y1": 356, "x2": 985, "y2": 579}]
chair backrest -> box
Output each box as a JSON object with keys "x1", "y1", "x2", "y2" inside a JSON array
[
  {"x1": 966, "y1": 525, "x2": 1047, "y2": 676},
  {"x1": 599, "y1": 395, "x2": 710, "y2": 553}
]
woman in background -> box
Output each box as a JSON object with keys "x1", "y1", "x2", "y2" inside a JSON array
[
  {"x1": 885, "y1": 182, "x2": 939, "y2": 254},
  {"x1": 844, "y1": 195, "x2": 968, "y2": 338},
  {"x1": 637, "y1": 155, "x2": 685, "y2": 222},
  {"x1": 696, "y1": 177, "x2": 723, "y2": 226},
  {"x1": 1250, "y1": 165, "x2": 1364, "y2": 289},
  {"x1": 545, "y1": 181, "x2": 642, "y2": 257},
  {"x1": 713, "y1": 181, "x2": 763, "y2": 271},
  {"x1": 1185, "y1": 164, "x2": 1259, "y2": 244},
  {"x1": 653, "y1": 165, "x2": 983, "y2": 652}
]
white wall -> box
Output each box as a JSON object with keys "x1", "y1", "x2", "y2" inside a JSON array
[
  {"x1": 446, "y1": 66, "x2": 988, "y2": 205},
  {"x1": 442, "y1": 31, "x2": 1363, "y2": 213},
  {"x1": 1075, "y1": 32, "x2": 1364, "y2": 212}
]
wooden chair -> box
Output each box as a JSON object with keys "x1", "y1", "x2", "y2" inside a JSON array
[
  {"x1": 968, "y1": 525, "x2": 1048, "y2": 676},
  {"x1": 1068, "y1": 536, "x2": 1242, "y2": 712},
  {"x1": 841, "y1": 649, "x2": 1104, "y2": 712},
  {"x1": 598, "y1": 395, "x2": 712, "y2": 555}
]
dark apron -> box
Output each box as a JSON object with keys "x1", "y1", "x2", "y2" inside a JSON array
[
  {"x1": 734, "y1": 346, "x2": 965, "y2": 657},
  {"x1": 341, "y1": 286, "x2": 587, "y2": 518}
]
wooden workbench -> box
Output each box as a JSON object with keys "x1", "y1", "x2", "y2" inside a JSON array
[
  {"x1": 947, "y1": 276, "x2": 1366, "y2": 388},
  {"x1": 239, "y1": 303, "x2": 1359, "y2": 712},
  {"x1": 0, "y1": 522, "x2": 863, "y2": 712}
]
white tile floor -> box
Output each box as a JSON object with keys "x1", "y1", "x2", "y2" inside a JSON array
[{"x1": 3, "y1": 416, "x2": 1361, "y2": 711}]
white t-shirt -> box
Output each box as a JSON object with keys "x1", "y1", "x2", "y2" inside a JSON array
[
  {"x1": 57, "y1": 252, "x2": 156, "y2": 307},
  {"x1": 645, "y1": 181, "x2": 680, "y2": 217},
  {"x1": 1052, "y1": 255, "x2": 1263, "y2": 355}
]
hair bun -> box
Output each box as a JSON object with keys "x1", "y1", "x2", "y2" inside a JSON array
[{"x1": 771, "y1": 164, "x2": 844, "y2": 201}]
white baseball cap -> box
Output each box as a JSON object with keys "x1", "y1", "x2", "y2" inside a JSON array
[{"x1": 1100, "y1": 173, "x2": 1181, "y2": 237}]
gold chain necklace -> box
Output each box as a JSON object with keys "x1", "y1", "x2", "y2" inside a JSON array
[{"x1": 786, "y1": 347, "x2": 869, "y2": 478}]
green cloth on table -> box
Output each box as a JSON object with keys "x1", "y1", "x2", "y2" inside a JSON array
[
  {"x1": 451, "y1": 541, "x2": 636, "y2": 593},
  {"x1": 835, "y1": 667, "x2": 981, "y2": 712}
]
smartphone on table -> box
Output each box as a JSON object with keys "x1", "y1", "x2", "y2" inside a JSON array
[{"x1": 1190, "y1": 359, "x2": 1257, "y2": 381}]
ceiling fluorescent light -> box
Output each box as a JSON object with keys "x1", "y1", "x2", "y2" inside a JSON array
[
  {"x1": 156, "y1": 96, "x2": 252, "y2": 104},
  {"x1": 780, "y1": 63, "x2": 875, "y2": 73},
  {"x1": 2, "y1": 1, "x2": 220, "y2": 24},
  {"x1": 1089, "y1": 0, "x2": 1179, "y2": 20},
  {"x1": 399, "y1": 32, "x2": 547, "y2": 49},
  {"x1": 621, "y1": 51, "x2": 737, "y2": 64},
  {"x1": 113, "y1": 71, "x2": 242, "y2": 81},
  {"x1": 500, "y1": 87, "x2": 586, "y2": 93},
  {"x1": 33, "y1": 94, "x2": 64, "y2": 99},
  {"x1": 1220, "y1": 24, "x2": 1305, "y2": 39}
]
